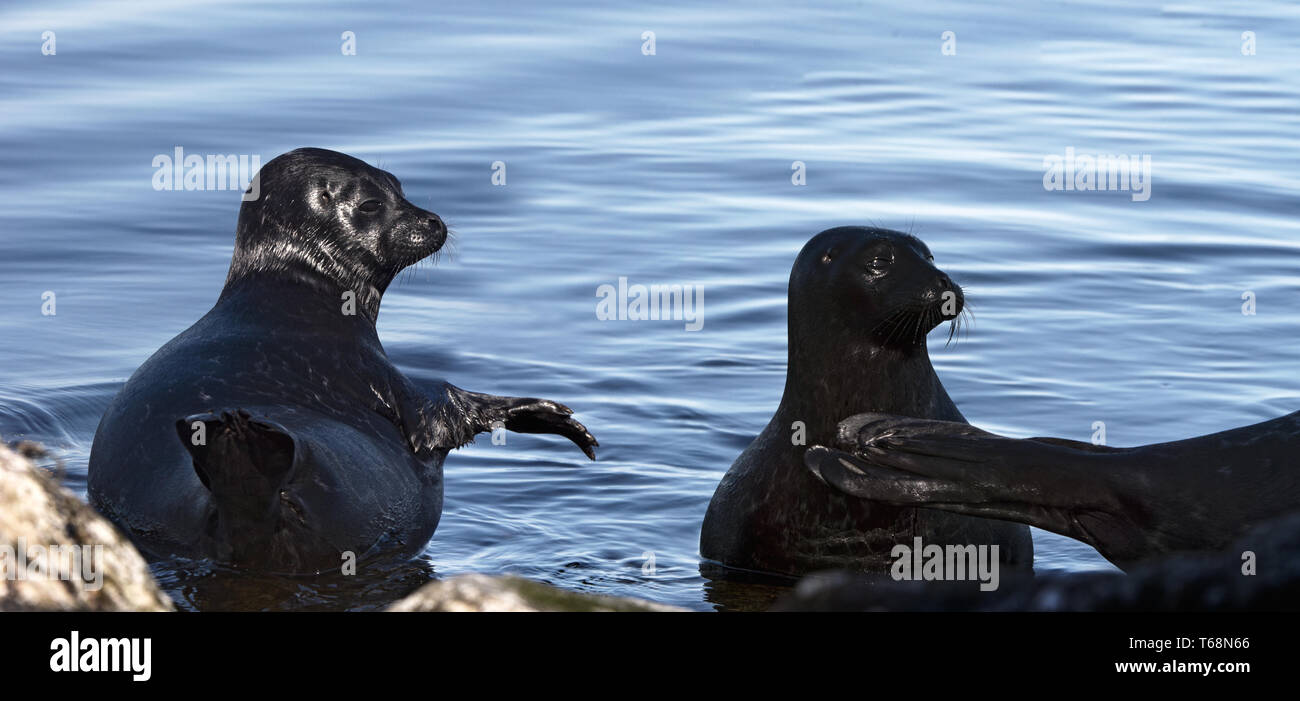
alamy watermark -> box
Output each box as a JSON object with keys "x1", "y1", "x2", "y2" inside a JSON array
[
  {"x1": 1043, "y1": 147, "x2": 1151, "y2": 202},
  {"x1": 891, "y1": 537, "x2": 999, "y2": 591},
  {"x1": 152, "y1": 147, "x2": 262, "y2": 200},
  {"x1": 1, "y1": 537, "x2": 104, "y2": 591},
  {"x1": 596, "y1": 277, "x2": 704, "y2": 331}
]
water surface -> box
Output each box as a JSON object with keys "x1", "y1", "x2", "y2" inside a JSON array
[{"x1": 1, "y1": 0, "x2": 1297, "y2": 610}]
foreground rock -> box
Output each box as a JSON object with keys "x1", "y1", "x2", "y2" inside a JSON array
[
  {"x1": 388, "y1": 573, "x2": 684, "y2": 612},
  {"x1": 0, "y1": 441, "x2": 173, "y2": 611}
]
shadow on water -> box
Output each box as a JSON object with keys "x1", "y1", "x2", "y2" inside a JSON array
[
  {"x1": 153, "y1": 552, "x2": 805, "y2": 611},
  {"x1": 150, "y1": 555, "x2": 437, "y2": 612},
  {"x1": 697, "y1": 561, "x2": 800, "y2": 612}
]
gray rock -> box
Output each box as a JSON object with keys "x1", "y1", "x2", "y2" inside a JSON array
[
  {"x1": 0, "y1": 440, "x2": 173, "y2": 611},
  {"x1": 387, "y1": 573, "x2": 684, "y2": 612}
]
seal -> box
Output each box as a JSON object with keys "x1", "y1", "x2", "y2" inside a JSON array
[
  {"x1": 699, "y1": 226, "x2": 1032, "y2": 576},
  {"x1": 805, "y1": 411, "x2": 1300, "y2": 570},
  {"x1": 87, "y1": 147, "x2": 597, "y2": 573}
]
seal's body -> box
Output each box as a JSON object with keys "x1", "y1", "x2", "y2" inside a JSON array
[
  {"x1": 700, "y1": 227, "x2": 1032, "y2": 576},
  {"x1": 89, "y1": 148, "x2": 596, "y2": 573},
  {"x1": 807, "y1": 410, "x2": 1300, "y2": 571}
]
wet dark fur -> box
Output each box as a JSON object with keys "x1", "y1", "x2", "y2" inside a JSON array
[
  {"x1": 807, "y1": 410, "x2": 1300, "y2": 571},
  {"x1": 88, "y1": 148, "x2": 596, "y2": 573},
  {"x1": 700, "y1": 226, "x2": 1032, "y2": 576}
]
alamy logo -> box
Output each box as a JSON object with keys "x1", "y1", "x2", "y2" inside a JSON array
[
  {"x1": 596, "y1": 277, "x2": 704, "y2": 331},
  {"x1": 152, "y1": 147, "x2": 262, "y2": 200},
  {"x1": 1042, "y1": 147, "x2": 1151, "y2": 202},
  {"x1": 0, "y1": 537, "x2": 103, "y2": 591},
  {"x1": 891, "y1": 537, "x2": 1000, "y2": 591},
  {"x1": 49, "y1": 631, "x2": 151, "y2": 681}
]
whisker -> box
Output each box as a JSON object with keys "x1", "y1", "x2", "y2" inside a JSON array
[
  {"x1": 946, "y1": 304, "x2": 975, "y2": 346},
  {"x1": 874, "y1": 308, "x2": 908, "y2": 348}
]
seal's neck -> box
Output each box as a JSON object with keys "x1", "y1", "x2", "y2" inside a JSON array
[
  {"x1": 221, "y1": 225, "x2": 390, "y2": 325},
  {"x1": 774, "y1": 316, "x2": 945, "y2": 440},
  {"x1": 217, "y1": 272, "x2": 385, "y2": 332}
]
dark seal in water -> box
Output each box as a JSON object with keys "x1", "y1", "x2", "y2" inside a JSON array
[
  {"x1": 88, "y1": 148, "x2": 597, "y2": 573},
  {"x1": 700, "y1": 226, "x2": 1032, "y2": 576}
]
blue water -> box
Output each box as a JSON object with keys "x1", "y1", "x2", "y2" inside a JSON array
[{"x1": 1, "y1": 0, "x2": 1297, "y2": 611}]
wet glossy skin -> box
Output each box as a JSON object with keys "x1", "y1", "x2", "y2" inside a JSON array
[
  {"x1": 700, "y1": 226, "x2": 1033, "y2": 576},
  {"x1": 88, "y1": 148, "x2": 596, "y2": 573},
  {"x1": 807, "y1": 410, "x2": 1300, "y2": 571}
]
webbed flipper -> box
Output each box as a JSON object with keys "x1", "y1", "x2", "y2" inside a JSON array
[{"x1": 392, "y1": 380, "x2": 597, "y2": 460}]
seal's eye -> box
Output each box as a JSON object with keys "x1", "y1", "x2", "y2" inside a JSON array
[
  {"x1": 359, "y1": 200, "x2": 383, "y2": 213},
  {"x1": 822, "y1": 249, "x2": 836, "y2": 264}
]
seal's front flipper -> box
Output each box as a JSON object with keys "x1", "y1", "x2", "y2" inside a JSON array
[
  {"x1": 394, "y1": 380, "x2": 598, "y2": 459},
  {"x1": 803, "y1": 443, "x2": 1125, "y2": 563},
  {"x1": 176, "y1": 410, "x2": 296, "y2": 563},
  {"x1": 452, "y1": 387, "x2": 598, "y2": 460},
  {"x1": 833, "y1": 412, "x2": 1122, "y2": 491},
  {"x1": 800, "y1": 449, "x2": 1013, "y2": 515},
  {"x1": 499, "y1": 397, "x2": 598, "y2": 460},
  {"x1": 809, "y1": 412, "x2": 1149, "y2": 568}
]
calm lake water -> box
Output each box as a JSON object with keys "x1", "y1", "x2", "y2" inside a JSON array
[{"x1": 1, "y1": 0, "x2": 1297, "y2": 611}]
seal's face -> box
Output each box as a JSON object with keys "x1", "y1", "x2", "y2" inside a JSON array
[
  {"x1": 230, "y1": 148, "x2": 447, "y2": 295},
  {"x1": 792, "y1": 226, "x2": 964, "y2": 348},
  {"x1": 306, "y1": 161, "x2": 448, "y2": 273}
]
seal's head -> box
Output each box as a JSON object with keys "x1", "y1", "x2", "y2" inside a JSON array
[
  {"x1": 224, "y1": 148, "x2": 447, "y2": 302},
  {"x1": 790, "y1": 226, "x2": 964, "y2": 351}
]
